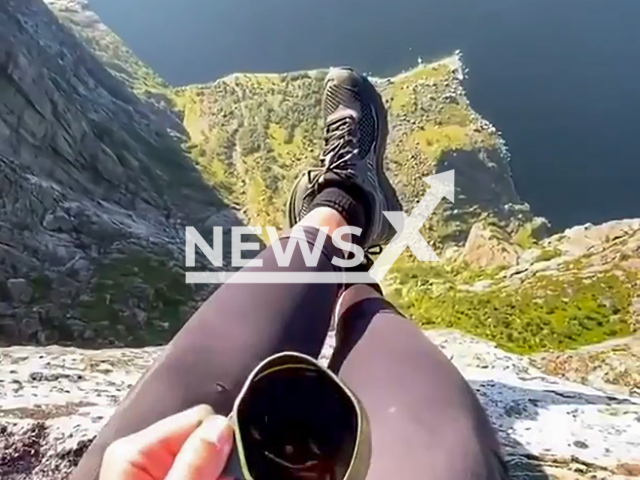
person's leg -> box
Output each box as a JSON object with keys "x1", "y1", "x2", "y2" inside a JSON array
[
  {"x1": 329, "y1": 285, "x2": 509, "y2": 480},
  {"x1": 75, "y1": 63, "x2": 404, "y2": 479},
  {"x1": 71, "y1": 214, "x2": 348, "y2": 480}
]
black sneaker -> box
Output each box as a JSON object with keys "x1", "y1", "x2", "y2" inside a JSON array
[{"x1": 287, "y1": 67, "x2": 402, "y2": 248}]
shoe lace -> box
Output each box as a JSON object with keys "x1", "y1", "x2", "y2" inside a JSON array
[
  {"x1": 304, "y1": 115, "x2": 385, "y2": 253},
  {"x1": 302, "y1": 116, "x2": 358, "y2": 203},
  {"x1": 321, "y1": 115, "x2": 359, "y2": 176}
]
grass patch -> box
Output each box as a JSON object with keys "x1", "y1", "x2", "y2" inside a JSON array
[
  {"x1": 29, "y1": 274, "x2": 53, "y2": 302},
  {"x1": 385, "y1": 258, "x2": 634, "y2": 354},
  {"x1": 387, "y1": 63, "x2": 450, "y2": 111},
  {"x1": 410, "y1": 125, "x2": 474, "y2": 158},
  {"x1": 514, "y1": 223, "x2": 538, "y2": 249},
  {"x1": 537, "y1": 248, "x2": 562, "y2": 262}
]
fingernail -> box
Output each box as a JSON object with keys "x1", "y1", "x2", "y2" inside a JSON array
[{"x1": 201, "y1": 415, "x2": 233, "y2": 452}]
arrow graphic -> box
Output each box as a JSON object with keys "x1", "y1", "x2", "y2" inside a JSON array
[{"x1": 369, "y1": 170, "x2": 455, "y2": 282}]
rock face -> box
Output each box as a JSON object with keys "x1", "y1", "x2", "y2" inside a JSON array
[
  {"x1": 0, "y1": 330, "x2": 638, "y2": 480},
  {"x1": 0, "y1": 0, "x2": 228, "y2": 347},
  {"x1": 43, "y1": 0, "x2": 166, "y2": 94},
  {"x1": 43, "y1": 0, "x2": 184, "y2": 134},
  {"x1": 534, "y1": 334, "x2": 640, "y2": 397},
  {"x1": 463, "y1": 221, "x2": 522, "y2": 268}
]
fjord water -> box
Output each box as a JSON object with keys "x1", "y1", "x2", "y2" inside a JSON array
[{"x1": 88, "y1": 0, "x2": 640, "y2": 230}]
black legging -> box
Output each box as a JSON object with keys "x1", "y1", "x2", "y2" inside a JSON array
[{"x1": 71, "y1": 228, "x2": 508, "y2": 480}]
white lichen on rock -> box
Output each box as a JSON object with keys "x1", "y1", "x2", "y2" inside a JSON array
[{"x1": 1, "y1": 331, "x2": 639, "y2": 479}]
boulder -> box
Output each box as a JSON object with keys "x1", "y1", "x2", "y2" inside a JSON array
[
  {"x1": 43, "y1": 211, "x2": 74, "y2": 233},
  {"x1": 463, "y1": 222, "x2": 521, "y2": 268},
  {"x1": 7, "y1": 279, "x2": 33, "y2": 304}
]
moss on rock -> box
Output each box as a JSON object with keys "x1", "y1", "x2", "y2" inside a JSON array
[{"x1": 77, "y1": 252, "x2": 194, "y2": 346}]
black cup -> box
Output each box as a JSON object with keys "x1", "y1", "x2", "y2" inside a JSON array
[{"x1": 222, "y1": 352, "x2": 371, "y2": 480}]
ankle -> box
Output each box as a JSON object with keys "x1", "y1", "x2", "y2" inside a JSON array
[
  {"x1": 298, "y1": 207, "x2": 349, "y2": 238},
  {"x1": 305, "y1": 187, "x2": 367, "y2": 245}
]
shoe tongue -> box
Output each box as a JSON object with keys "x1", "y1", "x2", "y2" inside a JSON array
[{"x1": 320, "y1": 170, "x2": 348, "y2": 186}]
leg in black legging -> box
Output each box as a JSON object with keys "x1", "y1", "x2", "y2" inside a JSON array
[
  {"x1": 71, "y1": 228, "x2": 342, "y2": 480},
  {"x1": 329, "y1": 285, "x2": 509, "y2": 480}
]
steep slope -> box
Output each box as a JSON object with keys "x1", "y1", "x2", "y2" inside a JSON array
[
  {"x1": 43, "y1": 0, "x2": 166, "y2": 95},
  {"x1": 32, "y1": 0, "x2": 640, "y2": 352},
  {"x1": 45, "y1": 0, "x2": 640, "y2": 355},
  {"x1": 43, "y1": 0, "x2": 183, "y2": 135},
  {"x1": 0, "y1": 0, "x2": 230, "y2": 347}
]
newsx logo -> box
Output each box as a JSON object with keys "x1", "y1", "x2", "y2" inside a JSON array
[{"x1": 185, "y1": 171, "x2": 454, "y2": 284}]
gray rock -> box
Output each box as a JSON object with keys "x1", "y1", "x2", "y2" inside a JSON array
[
  {"x1": 0, "y1": 319, "x2": 19, "y2": 339},
  {"x1": 43, "y1": 211, "x2": 73, "y2": 232},
  {"x1": 19, "y1": 316, "x2": 42, "y2": 339},
  {"x1": 121, "y1": 309, "x2": 146, "y2": 330},
  {"x1": 66, "y1": 319, "x2": 88, "y2": 338},
  {"x1": 529, "y1": 216, "x2": 551, "y2": 241},
  {"x1": 0, "y1": 0, "x2": 224, "y2": 344},
  {"x1": 463, "y1": 222, "x2": 520, "y2": 268},
  {"x1": 573, "y1": 440, "x2": 590, "y2": 450},
  {"x1": 7, "y1": 279, "x2": 33, "y2": 304},
  {"x1": 72, "y1": 259, "x2": 91, "y2": 276},
  {"x1": 0, "y1": 302, "x2": 14, "y2": 316}
]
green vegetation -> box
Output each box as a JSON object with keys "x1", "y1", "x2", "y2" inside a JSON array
[
  {"x1": 386, "y1": 257, "x2": 635, "y2": 353},
  {"x1": 29, "y1": 274, "x2": 53, "y2": 302},
  {"x1": 78, "y1": 252, "x2": 194, "y2": 346},
  {"x1": 171, "y1": 61, "x2": 639, "y2": 354},
  {"x1": 514, "y1": 223, "x2": 538, "y2": 249},
  {"x1": 171, "y1": 73, "x2": 325, "y2": 227},
  {"x1": 537, "y1": 248, "x2": 562, "y2": 262},
  {"x1": 388, "y1": 63, "x2": 450, "y2": 111},
  {"x1": 170, "y1": 60, "x2": 516, "y2": 240}
]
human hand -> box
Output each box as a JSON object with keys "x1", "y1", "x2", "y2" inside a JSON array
[{"x1": 99, "y1": 405, "x2": 234, "y2": 480}]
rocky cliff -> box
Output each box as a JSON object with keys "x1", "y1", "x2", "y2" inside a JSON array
[
  {"x1": 0, "y1": 0, "x2": 230, "y2": 347},
  {"x1": 1, "y1": 0, "x2": 638, "y2": 478}
]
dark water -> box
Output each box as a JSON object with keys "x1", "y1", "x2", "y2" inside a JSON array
[{"x1": 88, "y1": 0, "x2": 640, "y2": 229}]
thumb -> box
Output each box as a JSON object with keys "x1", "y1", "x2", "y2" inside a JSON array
[{"x1": 165, "y1": 415, "x2": 234, "y2": 480}]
